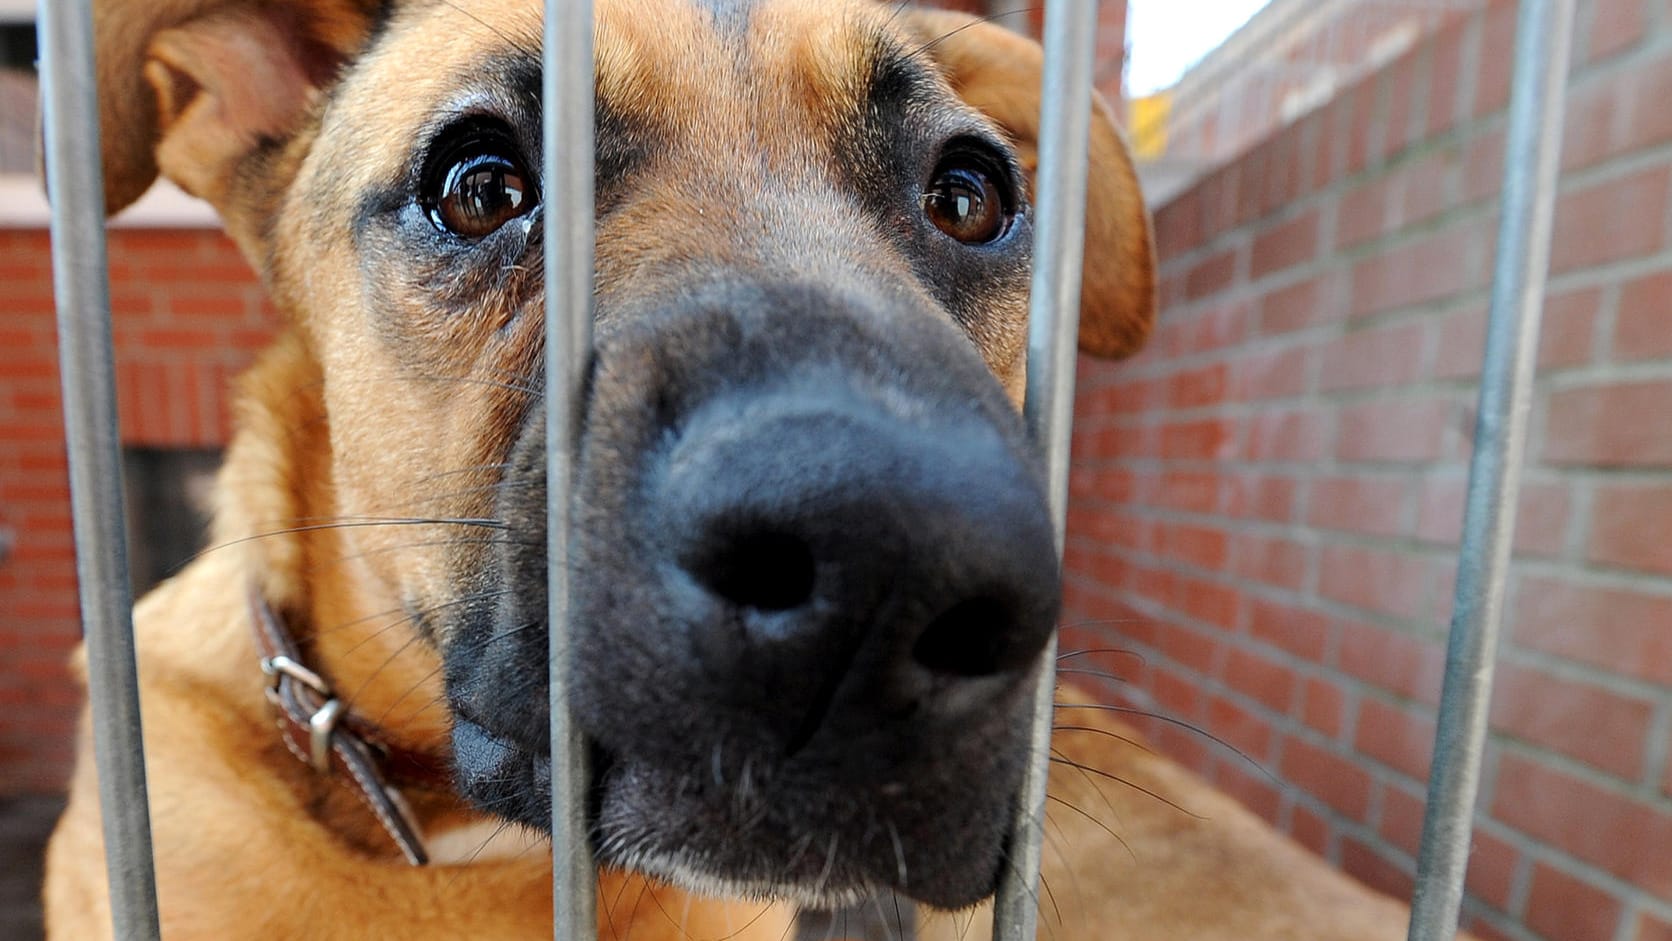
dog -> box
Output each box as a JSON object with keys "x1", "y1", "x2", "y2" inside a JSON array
[{"x1": 44, "y1": 1, "x2": 1468, "y2": 938}]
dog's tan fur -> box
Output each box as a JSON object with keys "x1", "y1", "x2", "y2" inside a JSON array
[{"x1": 47, "y1": 0, "x2": 1459, "y2": 938}]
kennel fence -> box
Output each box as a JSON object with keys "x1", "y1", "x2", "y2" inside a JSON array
[{"x1": 35, "y1": 0, "x2": 1575, "y2": 938}]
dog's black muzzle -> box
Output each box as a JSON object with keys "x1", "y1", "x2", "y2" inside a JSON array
[{"x1": 445, "y1": 279, "x2": 1059, "y2": 908}]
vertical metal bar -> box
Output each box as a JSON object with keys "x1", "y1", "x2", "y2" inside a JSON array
[
  {"x1": 1406, "y1": 1, "x2": 1574, "y2": 938},
  {"x1": 544, "y1": 0, "x2": 598, "y2": 938},
  {"x1": 992, "y1": 0, "x2": 1100, "y2": 938},
  {"x1": 37, "y1": 0, "x2": 164, "y2": 938}
]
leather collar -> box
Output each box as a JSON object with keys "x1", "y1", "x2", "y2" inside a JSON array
[{"x1": 248, "y1": 585, "x2": 448, "y2": 866}]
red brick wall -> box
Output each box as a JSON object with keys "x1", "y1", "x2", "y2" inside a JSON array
[
  {"x1": 1063, "y1": 2, "x2": 1672, "y2": 940},
  {"x1": 0, "y1": 229, "x2": 274, "y2": 792}
]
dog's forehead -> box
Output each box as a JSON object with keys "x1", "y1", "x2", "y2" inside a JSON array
[{"x1": 320, "y1": 0, "x2": 924, "y2": 181}]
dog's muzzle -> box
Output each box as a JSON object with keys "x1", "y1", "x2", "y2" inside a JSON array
[{"x1": 444, "y1": 280, "x2": 1059, "y2": 908}]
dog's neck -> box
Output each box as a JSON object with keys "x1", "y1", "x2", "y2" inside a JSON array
[{"x1": 210, "y1": 331, "x2": 484, "y2": 854}]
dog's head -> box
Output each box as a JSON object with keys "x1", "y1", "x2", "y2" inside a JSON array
[{"x1": 95, "y1": 0, "x2": 1154, "y2": 910}]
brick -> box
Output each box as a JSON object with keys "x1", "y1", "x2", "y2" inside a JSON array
[
  {"x1": 1283, "y1": 737, "x2": 1373, "y2": 819},
  {"x1": 1174, "y1": 573, "x2": 1239, "y2": 628},
  {"x1": 1244, "y1": 593, "x2": 1330, "y2": 660},
  {"x1": 1151, "y1": 620, "x2": 1220, "y2": 676},
  {"x1": 1233, "y1": 342, "x2": 1313, "y2": 400},
  {"x1": 1306, "y1": 475, "x2": 1408, "y2": 538},
  {"x1": 1149, "y1": 663, "x2": 1206, "y2": 720},
  {"x1": 1338, "y1": 397, "x2": 1455, "y2": 463},
  {"x1": 1539, "y1": 287, "x2": 1602, "y2": 370},
  {"x1": 1250, "y1": 210, "x2": 1319, "y2": 280},
  {"x1": 1337, "y1": 177, "x2": 1392, "y2": 249},
  {"x1": 1429, "y1": 303, "x2": 1490, "y2": 380},
  {"x1": 1223, "y1": 473, "x2": 1301, "y2": 523},
  {"x1": 1394, "y1": 150, "x2": 1458, "y2": 234},
  {"x1": 1319, "y1": 320, "x2": 1426, "y2": 392},
  {"x1": 1232, "y1": 525, "x2": 1310, "y2": 586},
  {"x1": 1490, "y1": 662, "x2": 1653, "y2": 779},
  {"x1": 1184, "y1": 248, "x2": 1239, "y2": 301},
  {"x1": 1492, "y1": 753, "x2": 1672, "y2": 895},
  {"x1": 1211, "y1": 756, "x2": 1283, "y2": 823},
  {"x1": 1174, "y1": 301, "x2": 1250, "y2": 356},
  {"x1": 1340, "y1": 837, "x2": 1415, "y2": 901},
  {"x1": 1349, "y1": 224, "x2": 1478, "y2": 318},
  {"x1": 1587, "y1": 0, "x2": 1647, "y2": 61},
  {"x1": 1589, "y1": 484, "x2": 1672, "y2": 576},
  {"x1": 1258, "y1": 276, "x2": 1337, "y2": 335},
  {"x1": 1291, "y1": 801, "x2": 1332, "y2": 857},
  {"x1": 1354, "y1": 697, "x2": 1435, "y2": 781},
  {"x1": 1319, "y1": 545, "x2": 1435, "y2": 620},
  {"x1": 1465, "y1": 828, "x2": 1521, "y2": 911},
  {"x1": 1165, "y1": 363, "x2": 1231, "y2": 410},
  {"x1": 1298, "y1": 675, "x2": 1345, "y2": 737},
  {"x1": 1615, "y1": 270, "x2": 1672, "y2": 361},
  {"x1": 1639, "y1": 913, "x2": 1672, "y2": 941},
  {"x1": 1550, "y1": 167, "x2": 1671, "y2": 274},
  {"x1": 1524, "y1": 863, "x2": 1624, "y2": 941},
  {"x1": 1473, "y1": 3, "x2": 1518, "y2": 117},
  {"x1": 1514, "y1": 577, "x2": 1672, "y2": 684},
  {"x1": 1337, "y1": 620, "x2": 1446, "y2": 704},
  {"x1": 1544, "y1": 380, "x2": 1672, "y2": 467},
  {"x1": 1154, "y1": 522, "x2": 1230, "y2": 572},
  {"x1": 1204, "y1": 694, "x2": 1277, "y2": 764},
  {"x1": 1157, "y1": 418, "x2": 1236, "y2": 460},
  {"x1": 1463, "y1": 126, "x2": 1505, "y2": 204},
  {"x1": 1562, "y1": 79, "x2": 1625, "y2": 172},
  {"x1": 1376, "y1": 779, "x2": 1426, "y2": 854},
  {"x1": 1246, "y1": 408, "x2": 1329, "y2": 463},
  {"x1": 1623, "y1": 54, "x2": 1672, "y2": 151},
  {"x1": 1426, "y1": 21, "x2": 1466, "y2": 136},
  {"x1": 1220, "y1": 647, "x2": 1297, "y2": 714}
]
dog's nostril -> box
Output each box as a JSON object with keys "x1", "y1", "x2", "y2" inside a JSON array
[
  {"x1": 912, "y1": 596, "x2": 1018, "y2": 678},
  {"x1": 697, "y1": 530, "x2": 817, "y2": 612}
]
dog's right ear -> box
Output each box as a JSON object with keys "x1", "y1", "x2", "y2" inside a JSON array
[{"x1": 94, "y1": 0, "x2": 380, "y2": 221}]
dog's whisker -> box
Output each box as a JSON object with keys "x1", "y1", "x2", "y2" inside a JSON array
[
  {"x1": 1046, "y1": 793, "x2": 1135, "y2": 867},
  {"x1": 197, "y1": 516, "x2": 510, "y2": 557},
  {"x1": 1055, "y1": 644, "x2": 1146, "y2": 663},
  {"x1": 1048, "y1": 746, "x2": 1125, "y2": 828},
  {"x1": 1053, "y1": 666, "x2": 1138, "y2": 685},
  {"x1": 431, "y1": 0, "x2": 540, "y2": 58},
  {"x1": 307, "y1": 535, "x2": 519, "y2": 572},
  {"x1": 407, "y1": 461, "x2": 514, "y2": 486},
  {"x1": 906, "y1": 6, "x2": 1042, "y2": 58},
  {"x1": 1050, "y1": 724, "x2": 1153, "y2": 754},
  {"x1": 1053, "y1": 702, "x2": 1280, "y2": 785},
  {"x1": 885, "y1": 819, "x2": 908, "y2": 890}
]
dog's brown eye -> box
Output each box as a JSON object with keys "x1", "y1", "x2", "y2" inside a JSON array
[
  {"x1": 432, "y1": 153, "x2": 531, "y2": 239},
  {"x1": 923, "y1": 160, "x2": 1009, "y2": 244}
]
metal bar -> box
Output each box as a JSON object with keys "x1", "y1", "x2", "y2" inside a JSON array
[
  {"x1": 37, "y1": 0, "x2": 164, "y2": 937},
  {"x1": 1405, "y1": 1, "x2": 1574, "y2": 938},
  {"x1": 544, "y1": 0, "x2": 598, "y2": 938},
  {"x1": 992, "y1": 0, "x2": 1100, "y2": 938}
]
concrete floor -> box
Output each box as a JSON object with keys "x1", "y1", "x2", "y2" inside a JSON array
[{"x1": 0, "y1": 795, "x2": 62, "y2": 941}]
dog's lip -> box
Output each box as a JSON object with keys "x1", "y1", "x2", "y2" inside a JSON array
[{"x1": 451, "y1": 716, "x2": 552, "y2": 793}]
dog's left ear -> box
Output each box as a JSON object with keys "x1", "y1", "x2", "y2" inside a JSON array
[
  {"x1": 901, "y1": 10, "x2": 1157, "y2": 359},
  {"x1": 91, "y1": 0, "x2": 381, "y2": 237}
]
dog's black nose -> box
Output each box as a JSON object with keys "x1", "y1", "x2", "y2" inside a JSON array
[{"x1": 647, "y1": 374, "x2": 1060, "y2": 747}]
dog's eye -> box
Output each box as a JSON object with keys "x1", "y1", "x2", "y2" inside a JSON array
[
  {"x1": 428, "y1": 149, "x2": 533, "y2": 239},
  {"x1": 923, "y1": 156, "x2": 1010, "y2": 245}
]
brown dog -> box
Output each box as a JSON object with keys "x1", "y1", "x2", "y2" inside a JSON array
[{"x1": 45, "y1": 1, "x2": 1461, "y2": 939}]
